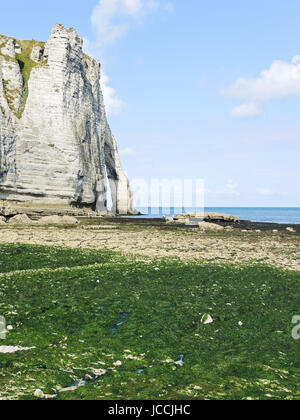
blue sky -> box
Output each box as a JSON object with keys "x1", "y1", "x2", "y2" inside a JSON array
[{"x1": 1, "y1": 0, "x2": 300, "y2": 206}]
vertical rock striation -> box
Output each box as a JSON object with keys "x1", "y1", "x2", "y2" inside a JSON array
[{"x1": 0, "y1": 24, "x2": 136, "y2": 214}]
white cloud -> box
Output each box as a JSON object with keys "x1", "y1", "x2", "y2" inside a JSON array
[
  {"x1": 88, "y1": 1, "x2": 173, "y2": 116},
  {"x1": 101, "y1": 71, "x2": 127, "y2": 115},
  {"x1": 223, "y1": 56, "x2": 300, "y2": 118},
  {"x1": 119, "y1": 147, "x2": 136, "y2": 157},
  {"x1": 230, "y1": 102, "x2": 260, "y2": 119},
  {"x1": 257, "y1": 188, "x2": 287, "y2": 197},
  {"x1": 206, "y1": 180, "x2": 240, "y2": 196},
  {"x1": 91, "y1": 0, "x2": 173, "y2": 50},
  {"x1": 219, "y1": 180, "x2": 240, "y2": 196},
  {"x1": 163, "y1": 1, "x2": 174, "y2": 13}
]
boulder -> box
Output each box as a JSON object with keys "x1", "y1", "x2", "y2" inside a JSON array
[
  {"x1": 286, "y1": 227, "x2": 296, "y2": 233},
  {"x1": 204, "y1": 212, "x2": 239, "y2": 223},
  {"x1": 38, "y1": 215, "x2": 79, "y2": 225},
  {"x1": 198, "y1": 222, "x2": 224, "y2": 232},
  {"x1": 30, "y1": 45, "x2": 43, "y2": 63},
  {"x1": 7, "y1": 214, "x2": 35, "y2": 225},
  {"x1": 61, "y1": 216, "x2": 79, "y2": 225},
  {"x1": 178, "y1": 212, "x2": 204, "y2": 218},
  {"x1": 165, "y1": 216, "x2": 175, "y2": 224},
  {"x1": 37, "y1": 216, "x2": 62, "y2": 225},
  {"x1": 165, "y1": 216, "x2": 189, "y2": 225},
  {"x1": 166, "y1": 212, "x2": 239, "y2": 224}
]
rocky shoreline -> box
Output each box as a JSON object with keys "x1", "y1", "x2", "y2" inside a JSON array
[
  {"x1": 0, "y1": 203, "x2": 298, "y2": 233},
  {"x1": 105, "y1": 216, "x2": 300, "y2": 233}
]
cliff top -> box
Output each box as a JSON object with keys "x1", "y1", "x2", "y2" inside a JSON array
[{"x1": 0, "y1": 24, "x2": 95, "y2": 118}]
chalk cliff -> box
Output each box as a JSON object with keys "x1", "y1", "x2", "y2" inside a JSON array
[{"x1": 0, "y1": 24, "x2": 136, "y2": 214}]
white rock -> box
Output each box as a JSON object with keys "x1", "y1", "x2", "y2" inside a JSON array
[
  {"x1": 113, "y1": 360, "x2": 122, "y2": 367},
  {"x1": 91, "y1": 368, "x2": 106, "y2": 377},
  {"x1": 286, "y1": 227, "x2": 296, "y2": 233},
  {"x1": 34, "y1": 389, "x2": 45, "y2": 399},
  {"x1": 199, "y1": 222, "x2": 224, "y2": 232},
  {"x1": 37, "y1": 215, "x2": 79, "y2": 225},
  {"x1": 0, "y1": 346, "x2": 35, "y2": 353},
  {"x1": 7, "y1": 214, "x2": 35, "y2": 225},
  {"x1": 30, "y1": 46, "x2": 43, "y2": 63},
  {"x1": 201, "y1": 314, "x2": 214, "y2": 324},
  {"x1": 204, "y1": 212, "x2": 239, "y2": 223}
]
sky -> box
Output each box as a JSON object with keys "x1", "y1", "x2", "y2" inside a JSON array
[{"x1": 1, "y1": 0, "x2": 300, "y2": 207}]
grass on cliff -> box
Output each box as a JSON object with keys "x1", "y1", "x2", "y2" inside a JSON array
[
  {"x1": 0, "y1": 243, "x2": 299, "y2": 400},
  {"x1": 0, "y1": 38, "x2": 45, "y2": 117},
  {"x1": 15, "y1": 40, "x2": 45, "y2": 118}
]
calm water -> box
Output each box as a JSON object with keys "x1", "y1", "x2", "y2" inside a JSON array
[{"x1": 135, "y1": 207, "x2": 300, "y2": 224}]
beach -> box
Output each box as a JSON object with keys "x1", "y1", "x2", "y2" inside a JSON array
[{"x1": 0, "y1": 217, "x2": 299, "y2": 270}]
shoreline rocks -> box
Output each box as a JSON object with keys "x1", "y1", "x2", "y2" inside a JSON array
[
  {"x1": 165, "y1": 212, "x2": 240, "y2": 226},
  {"x1": 198, "y1": 222, "x2": 224, "y2": 232},
  {"x1": 7, "y1": 214, "x2": 35, "y2": 225}
]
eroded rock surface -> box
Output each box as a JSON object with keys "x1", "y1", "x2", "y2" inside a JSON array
[{"x1": 0, "y1": 24, "x2": 136, "y2": 215}]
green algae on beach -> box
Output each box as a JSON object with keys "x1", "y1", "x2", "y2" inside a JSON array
[{"x1": 0, "y1": 244, "x2": 299, "y2": 400}]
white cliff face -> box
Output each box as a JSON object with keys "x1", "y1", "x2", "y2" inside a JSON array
[{"x1": 0, "y1": 24, "x2": 136, "y2": 214}]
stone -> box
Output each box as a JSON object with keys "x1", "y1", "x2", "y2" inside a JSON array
[
  {"x1": 198, "y1": 222, "x2": 224, "y2": 232},
  {"x1": 7, "y1": 214, "x2": 35, "y2": 225},
  {"x1": 0, "y1": 346, "x2": 35, "y2": 353},
  {"x1": 165, "y1": 216, "x2": 189, "y2": 225},
  {"x1": 0, "y1": 24, "x2": 135, "y2": 215},
  {"x1": 204, "y1": 212, "x2": 239, "y2": 223},
  {"x1": 37, "y1": 215, "x2": 78, "y2": 225},
  {"x1": 178, "y1": 212, "x2": 204, "y2": 218},
  {"x1": 286, "y1": 227, "x2": 296, "y2": 233},
  {"x1": 30, "y1": 45, "x2": 43, "y2": 63},
  {"x1": 61, "y1": 216, "x2": 79, "y2": 225},
  {"x1": 14, "y1": 43, "x2": 22, "y2": 54},
  {"x1": 171, "y1": 212, "x2": 239, "y2": 224},
  {"x1": 165, "y1": 216, "x2": 174, "y2": 224},
  {"x1": 34, "y1": 389, "x2": 45, "y2": 399},
  {"x1": 201, "y1": 314, "x2": 213, "y2": 324}
]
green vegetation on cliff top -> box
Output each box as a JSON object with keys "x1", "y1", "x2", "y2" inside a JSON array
[
  {"x1": 0, "y1": 38, "x2": 45, "y2": 118},
  {"x1": 15, "y1": 40, "x2": 45, "y2": 118}
]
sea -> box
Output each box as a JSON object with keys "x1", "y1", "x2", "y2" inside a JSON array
[{"x1": 135, "y1": 207, "x2": 300, "y2": 224}]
